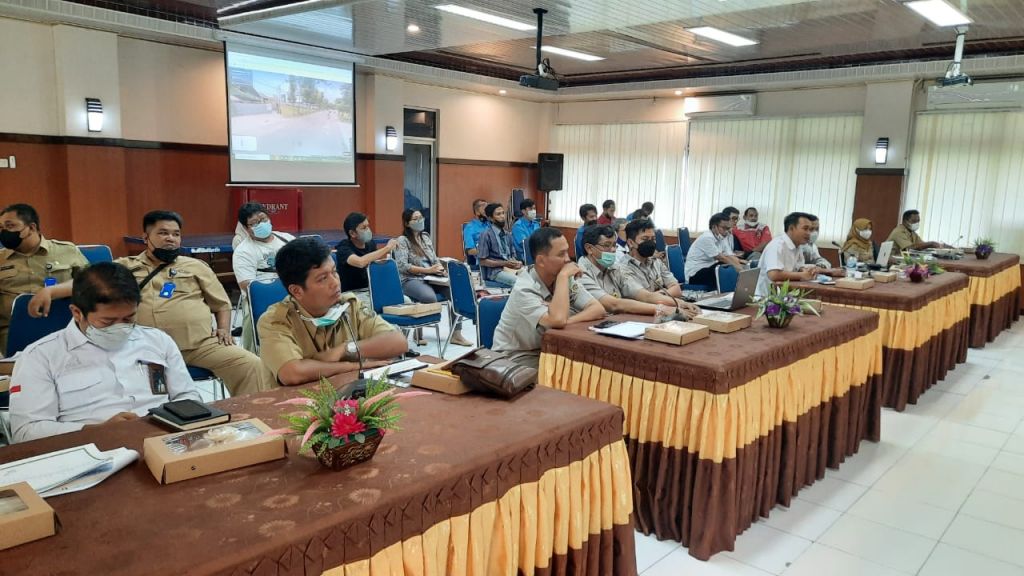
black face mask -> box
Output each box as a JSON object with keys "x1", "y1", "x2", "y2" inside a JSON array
[
  {"x1": 478, "y1": 215, "x2": 487, "y2": 222},
  {"x1": 152, "y1": 246, "x2": 180, "y2": 263},
  {"x1": 0, "y1": 229, "x2": 24, "y2": 250},
  {"x1": 637, "y1": 240, "x2": 657, "y2": 258}
]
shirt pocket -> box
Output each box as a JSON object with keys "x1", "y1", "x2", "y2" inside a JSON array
[
  {"x1": 166, "y1": 270, "x2": 200, "y2": 297},
  {"x1": 46, "y1": 263, "x2": 73, "y2": 282},
  {"x1": 0, "y1": 265, "x2": 16, "y2": 281},
  {"x1": 57, "y1": 373, "x2": 104, "y2": 414}
]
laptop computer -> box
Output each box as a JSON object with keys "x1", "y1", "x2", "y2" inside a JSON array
[
  {"x1": 697, "y1": 268, "x2": 759, "y2": 311},
  {"x1": 867, "y1": 240, "x2": 894, "y2": 271}
]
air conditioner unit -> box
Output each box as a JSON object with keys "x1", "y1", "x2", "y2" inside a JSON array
[
  {"x1": 683, "y1": 94, "x2": 756, "y2": 117},
  {"x1": 926, "y1": 81, "x2": 1024, "y2": 110}
]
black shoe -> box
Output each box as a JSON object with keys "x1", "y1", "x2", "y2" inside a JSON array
[
  {"x1": 231, "y1": 327, "x2": 243, "y2": 337},
  {"x1": 404, "y1": 349, "x2": 421, "y2": 358}
]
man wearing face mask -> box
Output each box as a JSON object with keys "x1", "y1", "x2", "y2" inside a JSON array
[
  {"x1": 887, "y1": 209, "x2": 945, "y2": 252},
  {"x1": 511, "y1": 199, "x2": 540, "y2": 261},
  {"x1": 336, "y1": 212, "x2": 399, "y2": 307},
  {"x1": 259, "y1": 237, "x2": 407, "y2": 386},
  {"x1": 477, "y1": 203, "x2": 522, "y2": 288},
  {"x1": 623, "y1": 219, "x2": 691, "y2": 298},
  {"x1": 684, "y1": 213, "x2": 747, "y2": 287},
  {"x1": 579, "y1": 225, "x2": 700, "y2": 317},
  {"x1": 232, "y1": 202, "x2": 295, "y2": 352},
  {"x1": 800, "y1": 214, "x2": 844, "y2": 275},
  {"x1": 492, "y1": 228, "x2": 605, "y2": 369},
  {"x1": 37, "y1": 211, "x2": 273, "y2": 396},
  {"x1": 0, "y1": 203, "x2": 88, "y2": 353},
  {"x1": 462, "y1": 199, "x2": 490, "y2": 259},
  {"x1": 9, "y1": 262, "x2": 201, "y2": 443}
]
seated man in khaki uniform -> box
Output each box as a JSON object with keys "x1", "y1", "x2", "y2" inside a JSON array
[
  {"x1": 886, "y1": 209, "x2": 946, "y2": 253},
  {"x1": 0, "y1": 203, "x2": 88, "y2": 353},
  {"x1": 258, "y1": 237, "x2": 408, "y2": 386},
  {"x1": 31, "y1": 211, "x2": 272, "y2": 396}
]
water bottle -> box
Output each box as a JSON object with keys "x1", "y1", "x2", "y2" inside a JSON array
[{"x1": 845, "y1": 255, "x2": 857, "y2": 277}]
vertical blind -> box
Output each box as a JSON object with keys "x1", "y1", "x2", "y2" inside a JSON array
[
  {"x1": 906, "y1": 110, "x2": 1024, "y2": 252},
  {"x1": 549, "y1": 115, "x2": 862, "y2": 242},
  {"x1": 548, "y1": 123, "x2": 688, "y2": 227}
]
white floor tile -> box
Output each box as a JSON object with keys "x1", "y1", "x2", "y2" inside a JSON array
[
  {"x1": 817, "y1": 515, "x2": 936, "y2": 574},
  {"x1": 927, "y1": 420, "x2": 1011, "y2": 450},
  {"x1": 878, "y1": 410, "x2": 936, "y2": 448},
  {"x1": 794, "y1": 476, "x2": 869, "y2": 512},
  {"x1": 871, "y1": 452, "x2": 985, "y2": 510},
  {"x1": 761, "y1": 498, "x2": 843, "y2": 541},
  {"x1": 845, "y1": 489, "x2": 956, "y2": 539},
  {"x1": 722, "y1": 523, "x2": 812, "y2": 575},
  {"x1": 975, "y1": 468, "x2": 1024, "y2": 503},
  {"x1": 942, "y1": 515, "x2": 1024, "y2": 568},
  {"x1": 826, "y1": 441, "x2": 907, "y2": 486},
  {"x1": 919, "y1": 543, "x2": 1024, "y2": 576},
  {"x1": 643, "y1": 547, "x2": 773, "y2": 576},
  {"x1": 991, "y1": 451, "x2": 1024, "y2": 476},
  {"x1": 903, "y1": 390, "x2": 963, "y2": 420},
  {"x1": 961, "y1": 488, "x2": 1024, "y2": 532},
  {"x1": 911, "y1": 433, "x2": 1001, "y2": 467},
  {"x1": 944, "y1": 404, "x2": 1022, "y2": 434},
  {"x1": 633, "y1": 531, "x2": 680, "y2": 574},
  {"x1": 1003, "y1": 434, "x2": 1024, "y2": 455},
  {"x1": 781, "y1": 543, "x2": 910, "y2": 576}
]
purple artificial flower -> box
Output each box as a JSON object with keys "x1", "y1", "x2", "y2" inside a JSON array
[
  {"x1": 766, "y1": 303, "x2": 782, "y2": 316},
  {"x1": 789, "y1": 306, "x2": 801, "y2": 315}
]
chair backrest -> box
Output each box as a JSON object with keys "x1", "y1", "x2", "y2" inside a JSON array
[
  {"x1": 78, "y1": 244, "x2": 113, "y2": 264},
  {"x1": 654, "y1": 229, "x2": 666, "y2": 253},
  {"x1": 461, "y1": 222, "x2": 479, "y2": 270},
  {"x1": 574, "y1": 232, "x2": 584, "y2": 262},
  {"x1": 665, "y1": 244, "x2": 686, "y2": 284},
  {"x1": 247, "y1": 279, "x2": 288, "y2": 349},
  {"x1": 367, "y1": 260, "x2": 405, "y2": 313},
  {"x1": 298, "y1": 234, "x2": 323, "y2": 243},
  {"x1": 522, "y1": 238, "x2": 534, "y2": 265},
  {"x1": 7, "y1": 295, "x2": 73, "y2": 356},
  {"x1": 476, "y1": 295, "x2": 509, "y2": 349},
  {"x1": 447, "y1": 260, "x2": 478, "y2": 322},
  {"x1": 716, "y1": 265, "x2": 740, "y2": 293},
  {"x1": 676, "y1": 227, "x2": 692, "y2": 256}
]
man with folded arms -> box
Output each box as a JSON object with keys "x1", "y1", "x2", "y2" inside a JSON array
[
  {"x1": 579, "y1": 225, "x2": 699, "y2": 317},
  {"x1": 623, "y1": 219, "x2": 690, "y2": 298},
  {"x1": 492, "y1": 228, "x2": 605, "y2": 369},
  {"x1": 258, "y1": 237, "x2": 408, "y2": 386},
  {"x1": 10, "y1": 262, "x2": 200, "y2": 443}
]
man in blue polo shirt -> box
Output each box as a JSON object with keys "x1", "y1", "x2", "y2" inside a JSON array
[
  {"x1": 462, "y1": 198, "x2": 489, "y2": 258},
  {"x1": 511, "y1": 199, "x2": 540, "y2": 260}
]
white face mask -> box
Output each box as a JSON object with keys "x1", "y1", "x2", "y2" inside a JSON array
[
  {"x1": 859, "y1": 229, "x2": 873, "y2": 240},
  {"x1": 304, "y1": 303, "x2": 344, "y2": 328},
  {"x1": 744, "y1": 219, "x2": 758, "y2": 228},
  {"x1": 526, "y1": 209, "x2": 537, "y2": 221},
  {"x1": 908, "y1": 222, "x2": 920, "y2": 232},
  {"x1": 809, "y1": 231, "x2": 819, "y2": 244},
  {"x1": 85, "y1": 322, "x2": 135, "y2": 350}
]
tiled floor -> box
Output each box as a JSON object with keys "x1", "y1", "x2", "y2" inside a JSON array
[{"x1": 637, "y1": 320, "x2": 1024, "y2": 576}]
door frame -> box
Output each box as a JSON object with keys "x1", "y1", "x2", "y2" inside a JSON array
[{"x1": 403, "y1": 137, "x2": 437, "y2": 234}]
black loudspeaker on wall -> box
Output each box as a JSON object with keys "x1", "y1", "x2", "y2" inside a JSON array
[{"x1": 537, "y1": 153, "x2": 564, "y2": 191}]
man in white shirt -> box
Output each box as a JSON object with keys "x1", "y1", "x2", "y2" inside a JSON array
[
  {"x1": 799, "y1": 214, "x2": 844, "y2": 275},
  {"x1": 756, "y1": 212, "x2": 823, "y2": 297},
  {"x1": 232, "y1": 202, "x2": 295, "y2": 352},
  {"x1": 685, "y1": 213, "x2": 746, "y2": 286},
  {"x1": 10, "y1": 262, "x2": 200, "y2": 443}
]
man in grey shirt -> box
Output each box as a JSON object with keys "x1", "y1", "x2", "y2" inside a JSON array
[{"x1": 492, "y1": 227, "x2": 605, "y2": 369}]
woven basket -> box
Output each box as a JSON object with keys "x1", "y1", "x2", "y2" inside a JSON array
[{"x1": 313, "y1": 428, "x2": 383, "y2": 471}]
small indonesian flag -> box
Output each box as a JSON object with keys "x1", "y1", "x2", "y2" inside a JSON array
[{"x1": 9, "y1": 384, "x2": 20, "y2": 394}]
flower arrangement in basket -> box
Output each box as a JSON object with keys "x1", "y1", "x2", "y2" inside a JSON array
[
  {"x1": 973, "y1": 237, "x2": 996, "y2": 260},
  {"x1": 754, "y1": 281, "x2": 820, "y2": 329},
  {"x1": 902, "y1": 255, "x2": 944, "y2": 282},
  {"x1": 274, "y1": 375, "x2": 428, "y2": 470}
]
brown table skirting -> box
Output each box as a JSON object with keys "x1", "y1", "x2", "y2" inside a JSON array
[
  {"x1": 939, "y1": 253, "x2": 1021, "y2": 347},
  {"x1": 970, "y1": 291, "x2": 1021, "y2": 347},
  {"x1": 881, "y1": 315, "x2": 970, "y2": 411}
]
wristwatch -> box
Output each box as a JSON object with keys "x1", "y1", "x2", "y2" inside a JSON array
[{"x1": 345, "y1": 341, "x2": 359, "y2": 361}]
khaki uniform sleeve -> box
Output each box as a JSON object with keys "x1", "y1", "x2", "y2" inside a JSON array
[
  {"x1": 257, "y1": 305, "x2": 304, "y2": 381},
  {"x1": 192, "y1": 260, "x2": 232, "y2": 314},
  {"x1": 66, "y1": 245, "x2": 89, "y2": 275},
  {"x1": 887, "y1": 227, "x2": 913, "y2": 251}
]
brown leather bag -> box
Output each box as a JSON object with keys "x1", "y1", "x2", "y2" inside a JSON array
[{"x1": 450, "y1": 348, "x2": 537, "y2": 399}]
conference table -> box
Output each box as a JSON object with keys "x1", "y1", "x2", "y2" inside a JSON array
[
  {"x1": 934, "y1": 253, "x2": 1021, "y2": 348},
  {"x1": 539, "y1": 306, "x2": 883, "y2": 560},
  {"x1": 0, "y1": 383, "x2": 637, "y2": 575},
  {"x1": 793, "y1": 271, "x2": 970, "y2": 411}
]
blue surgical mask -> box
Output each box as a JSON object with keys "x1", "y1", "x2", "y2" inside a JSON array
[
  {"x1": 252, "y1": 220, "x2": 272, "y2": 239},
  {"x1": 358, "y1": 228, "x2": 373, "y2": 244},
  {"x1": 598, "y1": 251, "x2": 617, "y2": 267},
  {"x1": 526, "y1": 209, "x2": 537, "y2": 221},
  {"x1": 410, "y1": 220, "x2": 425, "y2": 232},
  {"x1": 305, "y1": 304, "x2": 344, "y2": 328}
]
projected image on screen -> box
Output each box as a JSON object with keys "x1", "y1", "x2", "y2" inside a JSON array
[{"x1": 226, "y1": 45, "x2": 356, "y2": 184}]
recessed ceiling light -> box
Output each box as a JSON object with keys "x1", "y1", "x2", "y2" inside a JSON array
[
  {"x1": 499, "y1": 89, "x2": 507, "y2": 95},
  {"x1": 674, "y1": 90, "x2": 683, "y2": 96},
  {"x1": 531, "y1": 45, "x2": 605, "y2": 62},
  {"x1": 435, "y1": 5, "x2": 535, "y2": 31},
  {"x1": 688, "y1": 26, "x2": 758, "y2": 47},
  {"x1": 905, "y1": 0, "x2": 971, "y2": 27},
  {"x1": 406, "y1": 24, "x2": 421, "y2": 33}
]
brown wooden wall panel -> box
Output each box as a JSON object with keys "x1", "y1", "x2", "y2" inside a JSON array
[
  {"x1": 0, "y1": 142, "x2": 71, "y2": 239},
  {"x1": 66, "y1": 145, "x2": 129, "y2": 253},
  {"x1": 853, "y1": 172, "x2": 904, "y2": 243},
  {"x1": 302, "y1": 185, "x2": 366, "y2": 233}
]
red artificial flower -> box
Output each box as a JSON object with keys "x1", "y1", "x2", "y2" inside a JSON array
[
  {"x1": 334, "y1": 399, "x2": 359, "y2": 413},
  {"x1": 330, "y1": 411, "x2": 366, "y2": 439}
]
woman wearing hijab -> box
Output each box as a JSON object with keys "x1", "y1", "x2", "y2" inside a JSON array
[
  {"x1": 841, "y1": 218, "x2": 875, "y2": 264},
  {"x1": 394, "y1": 209, "x2": 472, "y2": 347}
]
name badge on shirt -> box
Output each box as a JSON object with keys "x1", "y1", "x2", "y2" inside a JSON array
[
  {"x1": 142, "y1": 362, "x2": 168, "y2": 395},
  {"x1": 44, "y1": 277, "x2": 57, "y2": 287},
  {"x1": 159, "y1": 282, "x2": 176, "y2": 299}
]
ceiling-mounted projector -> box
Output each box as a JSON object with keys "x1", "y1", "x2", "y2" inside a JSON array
[
  {"x1": 938, "y1": 26, "x2": 972, "y2": 87},
  {"x1": 519, "y1": 8, "x2": 559, "y2": 91}
]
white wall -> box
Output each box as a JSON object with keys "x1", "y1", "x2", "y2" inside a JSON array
[
  {"x1": 0, "y1": 19, "x2": 58, "y2": 135},
  {"x1": 859, "y1": 81, "x2": 916, "y2": 169},
  {"x1": 53, "y1": 25, "x2": 122, "y2": 137}
]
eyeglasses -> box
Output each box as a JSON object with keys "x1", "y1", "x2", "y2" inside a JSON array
[{"x1": 247, "y1": 216, "x2": 269, "y2": 227}]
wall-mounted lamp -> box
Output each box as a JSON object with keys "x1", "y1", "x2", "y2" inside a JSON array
[
  {"x1": 86, "y1": 98, "x2": 103, "y2": 132},
  {"x1": 875, "y1": 137, "x2": 889, "y2": 165},
  {"x1": 385, "y1": 126, "x2": 398, "y2": 151}
]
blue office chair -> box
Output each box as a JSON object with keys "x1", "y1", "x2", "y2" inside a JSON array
[
  {"x1": 666, "y1": 245, "x2": 687, "y2": 285},
  {"x1": 368, "y1": 260, "x2": 445, "y2": 357},
  {"x1": 78, "y1": 244, "x2": 113, "y2": 264},
  {"x1": 7, "y1": 294, "x2": 73, "y2": 357},
  {"x1": 247, "y1": 279, "x2": 288, "y2": 353},
  {"x1": 716, "y1": 266, "x2": 740, "y2": 293},
  {"x1": 187, "y1": 365, "x2": 227, "y2": 400},
  {"x1": 872, "y1": 241, "x2": 880, "y2": 262},
  {"x1": 574, "y1": 232, "x2": 585, "y2": 262},
  {"x1": 655, "y1": 229, "x2": 666, "y2": 253},
  {"x1": 298, "y1": 234, "x2": 323, "y2": 243},
  {"x1": 522, "y1": 239, "x2": 534, "y2": 265},
  {"x1": 677, "y1": 228, "x2": 692, "y2": 257},
  {"x1": 462, "y1": 223, "x2": 479, "y2": 271},
  {"x1": 477, "y1": 295, "x2": 509, "y2": 349}
]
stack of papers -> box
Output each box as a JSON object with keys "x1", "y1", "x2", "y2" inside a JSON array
[
  {"x1": 0, "y1": 444, "x2": 138, "y2": 498},
  {"x1": 423, "y1": 275, "x2": 449, "y2": 286},
  {"x1": 592, "y1": 321, "x2": 652, "y2": 340},
  {"x1": 363, "y1": 358, "x2": 429, "y2": 388}
]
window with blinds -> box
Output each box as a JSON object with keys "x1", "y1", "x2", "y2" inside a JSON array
[{"x1": 906, "y1": 110, "x2": 1024, "y2": 252}]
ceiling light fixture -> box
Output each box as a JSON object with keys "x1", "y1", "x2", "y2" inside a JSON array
[
  {"x1": 435, "y1": 5, "x2": 536, "y2": 31},
  {"x1": 531, "y1": 45, "x2": 605, "y2": 62},
  {"x1": 905, "y1": 0, "x2": 972, "y2": 27},
  {"x1": 674, "y1": 90, "x2": 683, "y2": 96},
  {"x1": 875, "y1": 137, "x2": 890, "y2": 165},
  {"x1": 688, "y1": 26, "x2": 757, "y2": 47},
  {"x1": 499, "y1": 89, "x2": 508, "y2": 95},
  {"x1": 406, "y1": 24, "x2": 421, "y2": 33}
]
